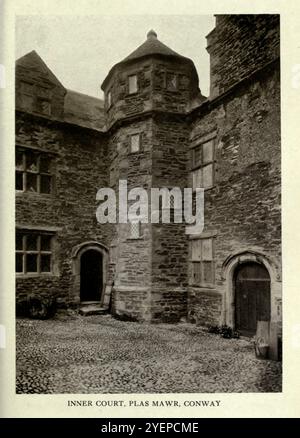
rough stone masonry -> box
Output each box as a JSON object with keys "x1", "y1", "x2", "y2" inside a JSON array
[{"x1": 15, "y1": 15, "x2": 281, "y2": 350}]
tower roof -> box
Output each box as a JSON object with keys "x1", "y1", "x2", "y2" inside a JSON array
[
  {"x1": 122, "y1": 29, "x2": 184, "y2": 62},
  {"x1": 102, "y1": 30, "x2": 198, "y2": 90}
]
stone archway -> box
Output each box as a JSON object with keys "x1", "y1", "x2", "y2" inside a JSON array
[
  {"x1": 71, "y1": 241, "x2": 108, "y2": 306},
  {"x1": 222, "y1": 250, "x2": 280, "y2": 330}
]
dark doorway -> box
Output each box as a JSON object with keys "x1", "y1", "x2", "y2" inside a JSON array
[
  {"x1": 80, "y1": 249, "x2": 103, "y2": 302},
  {"x1": 234, "y1": 262, "x2": 271, "y2": 336}
]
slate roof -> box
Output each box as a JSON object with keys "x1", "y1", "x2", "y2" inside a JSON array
[
  {"x1": 16, "y1": 51, "x2": 105, "y2": 131},
  {"x1": 123, "y1": 29, "x2": 186, "y2": 62},
  {"x1": 63, "y1": 90, "x2": 105, "y2": 131}
]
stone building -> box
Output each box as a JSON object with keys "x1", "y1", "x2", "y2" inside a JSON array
[{"x1": 15, "y1": 15, "x2": 281, "y2": 344}]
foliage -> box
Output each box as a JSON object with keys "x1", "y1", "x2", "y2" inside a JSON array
[
  {"x1": 208, "y1": 324, "x2": 240, "y2": 339},
  {"x1": 27, "y1": 294, "x2": 56, "y2": 319}
]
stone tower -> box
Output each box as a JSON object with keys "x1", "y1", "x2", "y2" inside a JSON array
[{"x1": 101, "y1": 30, "x2": 202, "y2": 322}]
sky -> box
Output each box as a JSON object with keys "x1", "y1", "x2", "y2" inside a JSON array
[{"x1": 16, "y1": 15, "x2": 215, "y2": 99}]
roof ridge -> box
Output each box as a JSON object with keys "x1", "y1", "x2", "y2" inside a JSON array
[{"x1": 66, "y1": 88, "x2": 104, "y2": 104}]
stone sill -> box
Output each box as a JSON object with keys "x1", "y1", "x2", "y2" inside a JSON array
[
  {"x1": 16, "y1": 273, "x2": 60, "y2": 279},
  {"x1": 16, "y1": 191, "x2": 54, "y2": 200},
  {"x1": 190, "y1": 284, "x2": 216, "y2": 290},
  {"x1": 192, "y1": 186, "x2": 215, "y2": 193},
  {"x1": 125, "y1": 91, "x2": 139, "y2": 98},
  {"x1": 188, "y1": 287, "x2": 221, "y2": 297}
]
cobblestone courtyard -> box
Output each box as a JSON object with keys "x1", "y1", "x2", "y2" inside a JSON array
[{"x1": 16, "y1": 314, "x2": 282, "y2": 394}]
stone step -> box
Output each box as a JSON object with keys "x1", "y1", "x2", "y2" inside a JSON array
[
  {"x1": 79, "y1": 303, "x2": 108, "y2": 316},
  {"x1": 80, "y1": 301, "x2": 102, "y2": 308}
]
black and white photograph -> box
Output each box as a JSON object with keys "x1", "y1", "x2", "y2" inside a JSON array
[{"x1": 13, "y1": 12, "x2": 282, "y2": 396}]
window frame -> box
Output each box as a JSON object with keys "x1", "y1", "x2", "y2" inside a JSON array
[
  {"x1": 128, "y1": 222, "x2": 142, "y2": 240},
  {"x1": 17, "y1": 81, "x2": 52, "y2": 116},
  {"x1": 190, "y1": 237, "x2": 215, "y2": 288},
  {"x1": 16, "y1": 231, "x2": 55, "y2": 276},
  {"x1": 128, "y1": 74, "x2": 138, "y2": 95},
  {"x1": 129, "y1": 133, "x2": 141, "y2": 154},
  {"x1": 191, "y1": 138, "x2": 216, "y2": 190},
  {"x1": 166, "y1": 71, "x2": 178, "y2": 92},
  {"x1": 15, "y1": 147, "x2": 54, "y2": 195},
  {"x1": 107, "y1": 89, "x2": 112, "y2": 109}
]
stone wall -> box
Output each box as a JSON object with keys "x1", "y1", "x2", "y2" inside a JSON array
[
  {"x1": 151, "y1": 116, "x2": 190, "y2": 322},
  {"x1": 16, "y1": 112, "x2": 114, "y2": 309},
  {"x1": 15, "y1": 15, "x2": 281, "y2": 329},
  {"x1": 16, "y1": 53, "x2": 66, "y2": 119},
  {"x1": 103, "y1": 57, "x2": 199, "y2": 130},
  {"x1": 187, "y1": 61, "x2": 281, "y2": 326},
  {"x1": 207, "y1": 15, "x2": 280, "y2": 98},
  {"x1": 107, "y1": 119, "x2": 153, "y2": 320}
]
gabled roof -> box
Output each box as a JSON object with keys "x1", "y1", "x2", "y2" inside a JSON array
[
  {"x1": 16, "y1": 50, "x2": 65, "y2": 89},
  {"x1": 16, "y1": 51, "x2": 105, "y2": 131}
]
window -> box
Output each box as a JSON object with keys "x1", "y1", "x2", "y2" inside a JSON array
[
  {"x1": 130, "y1": 134, "x2": 140, "y2": 153},
  {"x1": 190, "y1": 238, "x2": 214, "y2": 286},
  {"x1": 18, "y1": 82, "x2": 34, "y2": 111},
  {"x1": 110, "y1": 245, "x2": 117, "y2": 264},
  {"x1": 16, "y1": 148, "x2": 53, "y2": 194},
  {"x1": 16, "y1": 231, "x2": 54, "y2": 274},
  {"x1": 191, "y1": 138, "x2": 216, "y2": 190},
  {"x1": 17, "y1": 81, "x2": 52, "y2": 115},
  {"x1": 36, "y1": 98, "x2": 51, "y2": 115},
  {"x1": 107, "y1": 90, "x2": 112, "y2": 108},
  {"x1": 36, "y1": 86, "x2": 51, "y2": 115},
  {"x1": 129, "y1": 222, "x2": 141, "y2": 239},
  {"x1": 128, "y1": 75, "x2": 138, "y2": 94},
  {"x1": 166, "y1": 72, "x2": 177, "y2": 91}
]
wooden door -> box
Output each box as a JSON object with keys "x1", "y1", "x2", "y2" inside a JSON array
[{"x1": 235, "y1": 262, "x2": 270, "y2": 336}]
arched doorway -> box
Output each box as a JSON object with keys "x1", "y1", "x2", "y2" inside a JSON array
[
  {"x1": 234, "y1": 262, "x2": 270, "y2": 336},
  {"x1": 80, "y1": 249, "x2": 103, "y2": 302}
]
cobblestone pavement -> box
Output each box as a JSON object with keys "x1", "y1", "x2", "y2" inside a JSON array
[{"x1": 16, "y1": 314, "x2": 282, "y2": 394}]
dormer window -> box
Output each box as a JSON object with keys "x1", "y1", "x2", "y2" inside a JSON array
[
  {"x1": 128, "y1": 74, "x2": 138, "y2": 94},
  {"x1": 18, "y1": 82, "x2": 34, "y2": 111},
  {"x1": 17, "y1": 81, "x2": 52, "y2": 115},
  {"x1": 36, "y1": 86, "x2": 51, "y2": 115},
  {"x1": 36, "y1": 98, "x2": 51, "y2": 115}
]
